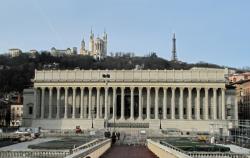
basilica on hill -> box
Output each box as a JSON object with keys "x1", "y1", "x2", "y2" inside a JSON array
[{"x1": 80, "y1": 30, "x2": 107, "y2": 60}]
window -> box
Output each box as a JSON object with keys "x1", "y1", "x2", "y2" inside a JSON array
[{"x1": 29, "y1": 107, "x2": 33, "y2": 115}]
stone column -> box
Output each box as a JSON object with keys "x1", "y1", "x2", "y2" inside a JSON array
[
  {"x1": 188, "y1": 88, "x2": 192, "y2": 120},
  {"x1": 72, "y1": 87, "x2": 76, "y2": 119},
  {"x1": 155, "y1": 87, "x2": 159, "y2": 119},
  {"x1": 179, "y1": 87, "x2": 184, "y2": 119},
  {"x1": 120, "y1": 87, "x2": 125, "y2": 120},
  {"x1": 64, "y1": 87, "x2": 68, "y2": 119},
  {"x1": 41, "y1": 87, "x2": 45, "y2": 119},
  {"x1": 104, "y1": 87, "x2": 108, "y2": 120},
  {"x1": 130, "y1": 87, "x2": 134, "y2": 120},
  {"x1": 163, "y1": 88, "x2": 167, "y2": 119},
  {"x1": 196, "y1": 88, "x2": 201, "y2": 120},
  {"x1": 80, "y1": 87, "x2": 84, "y2": 119},
  {"x1": 112, "y1": 87, "x2": 117, "y2": 119},
  {"x1": 213, "y1": 88, "x2": 217, "y2": 120},
  {"x1": 56, "y1": 87, "x2": 60, "y2": 119},
  {"x1": 234, "y1": 97, "x2": 238, "y2": 121},
  {"x1": 96, "y1": 87, "x2": 100, "y2": 119},
  {"x1": 48, "y1": 87, "x2": 53, "y2": 119},
  {"x1": 146, "y1": 87, "x2": 151, "y2": 119},
  {"x1": 221, "y1": 88, "x2": 226, "y2": 120},
  {"x1": 138, "y1": 87, "x2": 143, "y2": 120},
  {"x1": 88, "y1": 87, "x2": 92, "y2": 119},
  {"x1": 33, "y1": 88, "x2": 37, "y2": 119},
  {"x1": 171, "y1": 87, "x2": 176, "y2": 120},
  {"x1": 204, "y1": 88, "x2": 209, "y2": 120}
]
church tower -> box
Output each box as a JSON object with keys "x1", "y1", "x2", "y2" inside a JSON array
[
  {"x1": 80, "y1": 35, "x2": 86, "y2": 55},
  {"x1": 171, "y1": 33, "x2": 178, "y2": 61},
  {"x1": 89, "y1": 29, "x2": 95, "y2": 53},
  {"x1": 103, "y1": 30, "x2": 107, "y2": 57}
]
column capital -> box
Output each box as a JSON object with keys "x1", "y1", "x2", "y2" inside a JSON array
[
  {"x1": 154, "y1": 87, "x2": 159, "y2": 90},
  {"x1": 88, "y1": 86, "x2": 93, "y2": 90},
  {"x1": 56, "y1": 87, "x2": 61, "y2": 91},
  {"x1": 188, "y1": 87, "x2": 193, "y2": 91},
  {"x1": 72, "y1": 87, "x2": 77, "y2": 90},
  {"x1": 179, "y1": 87, "x2": 184, "y2": 90},
  {"x1": 64, "y1": 87, "x2": 69, "y2": 90},
  {"x1": 80, "y1": 87, "x2": 85, "y2": 90},
  {"x1": 112, "y1": 86, "x2": 117, "y2": 90},
  {"x1": 196, "y1": 87, "x2": 201, "y2": 91},
  {"x1": 213, "y1": 88, "x2": 217, "y2": 91},
  {"x1": 120, "y1": 86, "x2": 125, "y2": 90},
  {"x1": 147, "y1": 87, "x2": 151, "y2": 90},
  {"x1": 138, "y1": 87, "x2": 143, "y2": 91},
  {"x1": 171, "y1": 87, "x2": 176, "y2": 91}
]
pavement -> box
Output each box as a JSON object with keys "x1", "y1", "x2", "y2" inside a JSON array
[
  {"x1": 100, "y1": 145, "x2": 158, "y2": 158},
  {"x1": 0, "y1": 138, "x2": 60, "y2": 151}
]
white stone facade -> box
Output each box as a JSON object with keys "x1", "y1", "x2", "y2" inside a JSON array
[{"x1": 22, "y1": 68, "x2": 238, "y2": 132}]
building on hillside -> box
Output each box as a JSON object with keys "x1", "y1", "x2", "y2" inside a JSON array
[
  {"x1": 29, "y1": 49, "x2": 39, "y2": 58},
  {"x1": 9, "y1": 48, "x2": 22, "y2": 58},
  {"x1": 231, "y1": 79, "x2": 250, "y2": 120},
  {"x1": 22, "y1": 68, "x2": 238, "y2": 134},
  {"x1": 229, "y1": 72, "x2": 250, "y2": 83},
  {"x1": 10, "y1": 104, "x2": 23, "y2": 127},
  {"x1": 80, "y1": 30, "x2": 107, "y2": 60},
  {"x1": 51, "y1": 47, "x2": 77, "y2": 57},
  {"x1": 0, "y1": 100, "x2": 10, "y2": 126}
]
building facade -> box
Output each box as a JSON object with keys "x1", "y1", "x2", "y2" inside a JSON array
[
  {"x1": 10, "y1": 104, "x2": 23, "y2": 127},
  {"x1": 80, "y1": 30, "x2": 107, "y2": 60},
  {"x1": 22, "y1": 68, "x2": 238, "y2": 132},
  {"x1": 9, "y1": 48, "x2": 22, "y2": 58},
  {"x1": 229, "y1": 72, "x2": 250, "y2": 83},
  {"x1": 232, "y1": 80, "x2": 250, "y2": 120},
  {"x1": 51, "y1": 47, "x2": 77, "y2": 57}
]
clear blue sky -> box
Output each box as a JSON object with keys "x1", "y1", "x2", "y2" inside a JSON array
[{"x1": 0, "y1": 0, "x2": 249, "y2": 68}]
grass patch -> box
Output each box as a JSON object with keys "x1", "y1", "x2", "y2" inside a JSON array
[{"x1": 28, "y1": 137, "x2": 93, "y2": 150}]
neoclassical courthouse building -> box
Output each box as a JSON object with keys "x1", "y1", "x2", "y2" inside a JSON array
[{"x1": 23, "y1": 68, "x2": 238, "y2": 132}]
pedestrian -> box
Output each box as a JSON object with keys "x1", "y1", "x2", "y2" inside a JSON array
[{"x1": 117, "y1": 132, "x2": 120, "y2": 140}]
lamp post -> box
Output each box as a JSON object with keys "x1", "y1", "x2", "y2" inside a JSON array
[
  {"x1": 102, "y1": 73, "x2": 110, "y2": 130},
  {"x1": 91, "y1": 109, "x2": 95, "y2": 128},
  {"x1": 159, "y1": 109, "x2": 162, "y2": 129}
]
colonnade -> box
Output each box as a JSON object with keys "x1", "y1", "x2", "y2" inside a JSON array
[{"x1": 33, "y1": 86, "x2": 227, "y2": 121}]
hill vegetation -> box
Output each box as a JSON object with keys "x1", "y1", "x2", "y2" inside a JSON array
[{"x1": 0, "y1": 52, "x2": 225, "y2": 94}]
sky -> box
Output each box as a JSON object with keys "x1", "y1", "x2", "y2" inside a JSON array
[{"x1": 0, "y1": 0, "x2": 249, "y2": 68}]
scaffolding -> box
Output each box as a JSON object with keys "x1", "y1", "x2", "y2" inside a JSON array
[{"x1": 229, "y1": 120, "x2": 250, "y2": 148}]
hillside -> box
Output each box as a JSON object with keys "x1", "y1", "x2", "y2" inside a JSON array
[{"x1": 0, "y1": 52, "x2": 225, "y2": 94}]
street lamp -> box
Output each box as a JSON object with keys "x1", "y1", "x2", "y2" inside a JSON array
[
  {"x1": 159, "y1": 109, "x2": 162, "y2": 129},
  {"x1": 102, "y1": 73, "x2": 110, "y2": 130},
  {"x1": 91, "y1": 109, "x2": 95, "y2": 128}
]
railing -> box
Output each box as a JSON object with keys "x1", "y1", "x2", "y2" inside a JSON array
[
  {"x1": 0, "y1": 150, "x2": 69, "y2": 158},
  {"x1": 147, "y1": 139, "x2": 192, "y2": 158},
  {"x1": 107, "y1": 122, "x2": 149, "y2": 128},
  {"x1": 65, "y1": 138, "x2": 111, "y2": 158},
  {"x1": 188, "y1": 152, "x2": 249, "y2": 158}
]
